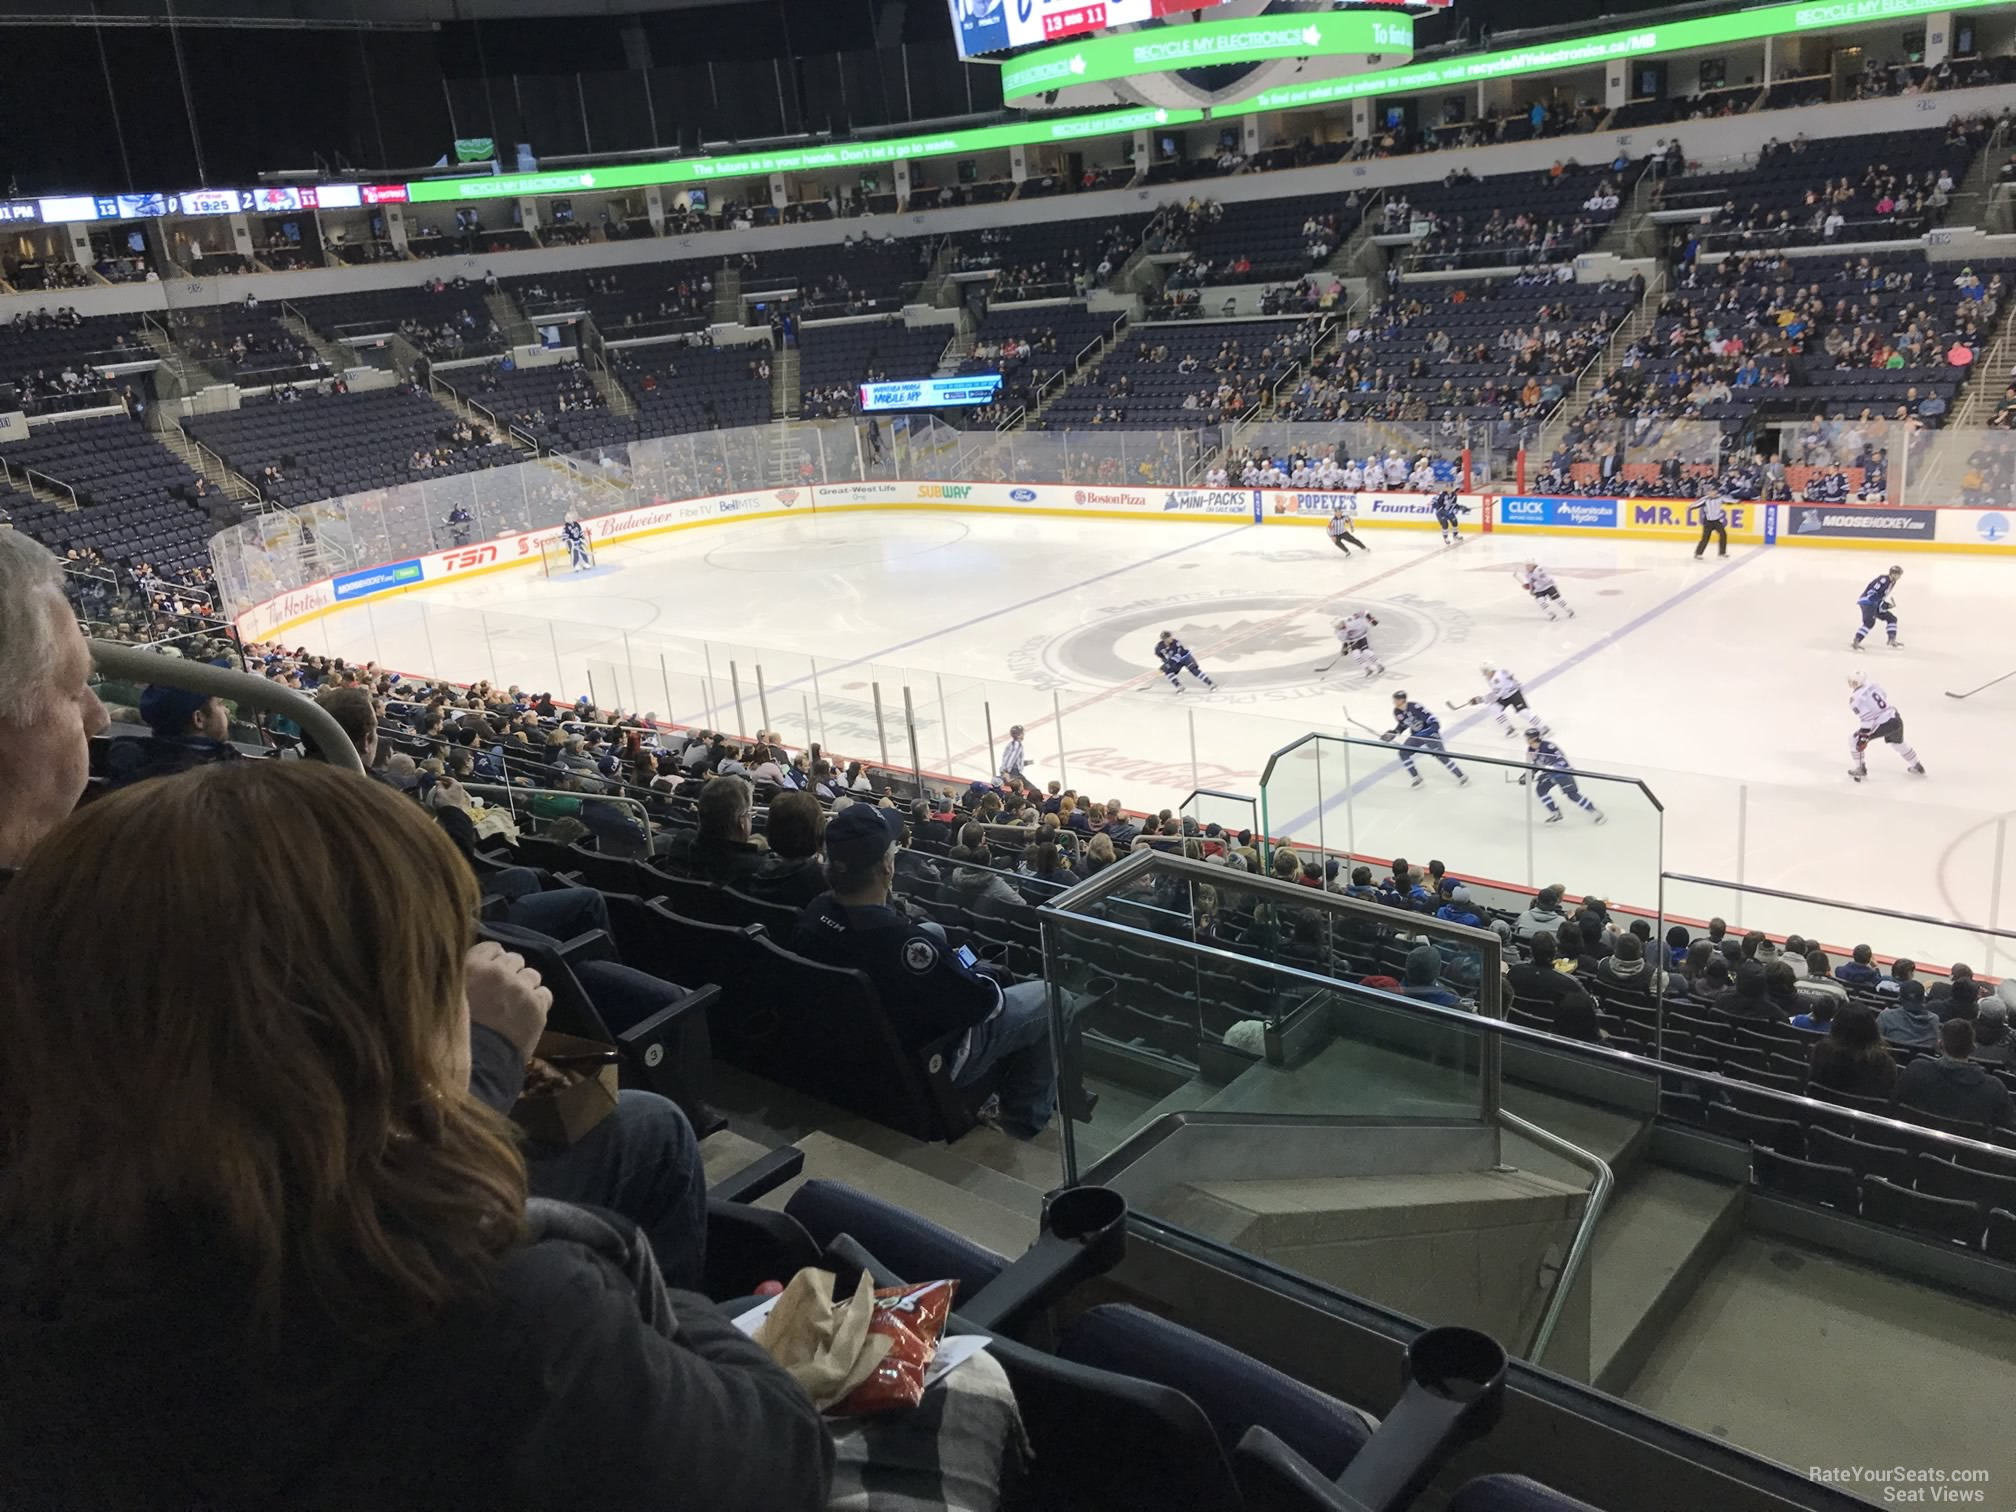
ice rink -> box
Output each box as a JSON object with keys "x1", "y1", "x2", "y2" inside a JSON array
[{"x1": 298, "y1": 511, "x2": 2016, "y2": 959}]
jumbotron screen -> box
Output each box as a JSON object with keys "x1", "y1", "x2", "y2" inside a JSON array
[
  {"x1": 954, "y1": 0, "x2": 1228, "y2": 59},
  {"x1": 953, "y1": 0, "x2": 1444, "y2": 58}
]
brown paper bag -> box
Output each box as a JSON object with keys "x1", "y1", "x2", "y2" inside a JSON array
[
  {"x1": 510, "y1": 1030, "x2": 620, "y2": 1148},
  {"x1": 753, "y1": 1269, "x2": 893, "y2": 1411}
]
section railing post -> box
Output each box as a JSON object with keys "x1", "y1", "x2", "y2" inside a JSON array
[
  {"x1": 728, "y1": 659, "x2": 749, "y2": 738},
  {"x1": 1735, "y1": 784, "x2": 1749, "y2": 890},
  {"x1": 811, "y1": 655, "x2": 829, "y2": 747},
  {"x1": 659, "y1": 653, "x2": 673, "y2": 725},
  {"x1": 1189, "y1": 707, "x2": 1199, "y2": 792},
  {"x1": 937, "y1": 673, "x2": 955, "y2": 782},
  {"x1": 903, "y1": 685, "x2": 923, "y2": 794},
  {"x1": 872, "y1": 682, "x2": 891, "y2": 769},
  {"x1": 1990, "y1": 817, "x2": 2009, "y2": 978},
  {"x1": 755, "y1": 664, "x2": 772, "y2": 736},
  {"x1": 703, "y1": 642, "x2": 720, "y2": 729},
  {"x1": 1053, "y1": 689, "x2": 1067, "y2": 787},
  {"x1": 984, "y1": 702, "x2": 997, "y2": 783}
]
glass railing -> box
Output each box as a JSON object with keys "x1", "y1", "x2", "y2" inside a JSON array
[
  {"x1": 1040, "y1": 849, "x2": 2016, "y2": 1398},
  {"x1": 1259, "y1": 732, "x2": 1666, "y2": 928},
  {"x1": 1040, "y1": 850, "x2": 1622, "y2": 1368}
]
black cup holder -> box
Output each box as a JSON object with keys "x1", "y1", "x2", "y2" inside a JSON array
[
  {"x1": 958, "y1": 1185, "x2": 1130, "y2": 1335},
  {"x1": 1046, "y1": 1184, "x2": 1128, "y2": 1264},
  {"x1": 1405, "y1": 1326, "x2": 1507, "y2": 1404}
]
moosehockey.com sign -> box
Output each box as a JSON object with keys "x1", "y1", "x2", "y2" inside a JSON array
[{"x1": 1788, "y1": 506, "x2": 1935, "y2": 540}]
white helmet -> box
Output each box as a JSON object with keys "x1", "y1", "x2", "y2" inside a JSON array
[
  {"x1": 1847, "y1": 670, "x2": 1867, "y2": 689},
  {"x1": 1522, "y1": 560, "x2": 1536, "y2": 571},
  {"x1": 1480, "y1": 661, "x2": 1496, "y2": 676}
]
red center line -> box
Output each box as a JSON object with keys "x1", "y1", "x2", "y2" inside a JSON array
[{"x1": 946, "y1": 539, "x2": 1451, "y2": 768}]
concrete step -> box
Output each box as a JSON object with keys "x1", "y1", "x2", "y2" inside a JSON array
[
  {"x1": 757, "y1": 1129, "x2": 1041, "y2": 1261},
  {"x1": 699, "y1": 1127, "x2": 773, "y2": 1186},
  {"x1": 1625, "y1": 1232, "x2": 2016, "y2": 1490},
  {"x1": 1580, "y1": 1166, "x2": 1742, "y2": 1393},
  {"x1": 708, "y1": 1063, "x2": 1049, "y2": 1257},
  {"x1": 485, "y1": 288, "x2": 535, "y2": 347},
  {"x1": 1500, "y1": 1082, "x2": 1649, "y2": 1190}
]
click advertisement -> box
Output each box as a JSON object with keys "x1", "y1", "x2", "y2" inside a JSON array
[{"x1": 1497, "y1": 496, "x2": 1619, "y2": 530}]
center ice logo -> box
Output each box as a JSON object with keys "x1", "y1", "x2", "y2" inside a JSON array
[{"x1": 1043, "y1": 593, "x2": 1459, "y2": 698}]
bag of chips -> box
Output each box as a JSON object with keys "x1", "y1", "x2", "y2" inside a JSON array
[{"x1": 832, "y1": 1279, "x2": 959, "y2": 1418}]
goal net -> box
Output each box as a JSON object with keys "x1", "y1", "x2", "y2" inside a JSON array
[{"x1": 540, "y1": 535, "x2": 594, "y2": 575}]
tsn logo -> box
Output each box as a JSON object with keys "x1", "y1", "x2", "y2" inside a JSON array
[{"x1": 440, "y1": 544, "x2": 500, "y2": 572}]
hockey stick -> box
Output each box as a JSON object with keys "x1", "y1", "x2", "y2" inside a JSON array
[
  {"x1": 1312, "y1": 654, "x2": 1343, "y2": 674},
  {"x1": 1445, "y1": 697, "x2": 1478, "y2": 711},
  {"x1": 1946, "y1": 668, "x2": 2016, "y2": 700},
  {"x1": 1339, "y1": 707, "x2": 1389, "y2": 738}
]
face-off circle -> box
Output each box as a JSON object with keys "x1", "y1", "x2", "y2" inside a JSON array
[{"x1": 1044, "y1": 594, "x2": 1456, "y2": 699}]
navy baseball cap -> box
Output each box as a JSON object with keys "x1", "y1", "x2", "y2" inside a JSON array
[
  {"x1": 139, "y1": 684, "x2": 210, "y2": 736},
  {"x1": 824, "y1": 804, "x2": 903, "y2": 868}
]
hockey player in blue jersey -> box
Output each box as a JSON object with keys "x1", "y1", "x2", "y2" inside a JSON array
[
  {"x1": 1851, "y1": 565, "x2": 1902, "y2": 649},
  {"x1": 1154, "y1": 630, "x2": 1216, "y2": 692},
  {"x1": 1382, "y1": 691, "x2": 1469, "y2": 788},
  {"x1": 1525, "y1": 731, "x2": 1606, "y2": 824},
  {"x1": 1430, "y1": 490, "x2": 1466, "y2": 546},
  {"x1": 446, "y1": 504, "x2": 472, "y2": 546},
  {"x1": 561, "y1": 513, "x2": 593, "y2": 572}
]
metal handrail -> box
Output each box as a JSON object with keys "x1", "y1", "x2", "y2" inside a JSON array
[
  {"x1": 1661, "y1": 872, "x2": 2016, "y2": 950},
  {"x1": 1500, "y1": 1109, "x2": 1612, "y2": 1364},
  {"x1": 1257, "y1": 728, "x2": 1666, "y2": 808},
  {"x1": 89, "y1": 639, "x2": 362, "y2": 772},
  {"x1": 459, "y1": 781, "x2": 653, "y2": 836}
]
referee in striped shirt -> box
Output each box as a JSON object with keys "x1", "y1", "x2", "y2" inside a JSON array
[{"x1": 1693, "y1": 492, "x2": 1731, "y2": 560}]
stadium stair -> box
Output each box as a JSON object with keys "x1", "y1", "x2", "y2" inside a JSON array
[
  {"x1": 1578, "y1": 1167, "x2": 1743, "y2": 1392},
  {"x1": 771, "y1": 345, "x2": 799, "y2": 418},
  {"x1": 158, "y1": 421, "x2": 259, "y2": 503},
  {"x1": 1530, "y1": 266, "x2": 1667, "y2": 464},
  {"x1": 420, "y1": 377, "x2": 537, "y2": 455},
  {"x1": 485, "y1": 287, "x2": 536, "y2": 348},
  {"x1": 278, "y1": 309, "x2": 359, "y2": 376},
  {"x1": 706, "y1": 1062, "x2": 1048, "y2": 1257},
  {"x1": 586, "y1": 353, "x2": 638, "y2": 418},
  {"x1": 711, "y1": 267, "x2": 742, "y2": 324}
]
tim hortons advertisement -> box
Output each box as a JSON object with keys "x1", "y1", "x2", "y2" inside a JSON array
[{"x1": 236, "y1": 579, "x2": 336, "y2": 640}]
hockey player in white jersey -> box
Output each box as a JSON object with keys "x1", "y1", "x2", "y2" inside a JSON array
[
  {"x1": 1333, "y1": 611, "x2": 1386, "y2": 679},
  {"x1": 1515, "y1": 561, "x2": 1574, "y2": 620},
  {"x1": 1846, "y1": 671, "x2": 1925, "y2": 782},
  {"x1": 1457, "y1": 663, "x2": 1548, "y2": 738}
]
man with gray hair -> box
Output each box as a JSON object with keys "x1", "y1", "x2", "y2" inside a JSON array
[{"x1": 0, "y1": 531, "x2": 110, "y2": 879}]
